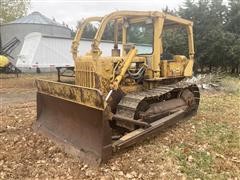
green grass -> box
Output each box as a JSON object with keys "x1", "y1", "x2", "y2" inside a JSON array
[
  {"x1": 195, "y1": 122, "x2": 240, "y2": 155},
  {"x1": 220, "y1": 75, "x2": 240, "y2": 94},
  {"x1": 169, "y1": 146, "x2": 214, "y2": 179},
  {"x1": 168, "y1": 90, "x2": 240, "y2": 179},
  {"x1": 169, "y1": 121, "x2": 240, "y2": 179}
]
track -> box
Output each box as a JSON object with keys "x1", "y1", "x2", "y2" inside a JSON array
[{"x1": 115, "y1": 81, "x2": 200, "y2": 121}]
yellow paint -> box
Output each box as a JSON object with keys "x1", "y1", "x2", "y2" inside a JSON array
[
  {"x1": 152, "y1": 17, "x2": 164, "y2": 78},
  {"x1": 111, "y1": 48, "x2": 137, "y2": 90},
  {"x1": 184, "y1": 59, "x2": 194, "y2": 76},
  {"x1": 0, "y1": 55, "x2": 9, "y2": 68},
  {"x1": 70, "y1": 10, "x2": 195, "y2": 93}
]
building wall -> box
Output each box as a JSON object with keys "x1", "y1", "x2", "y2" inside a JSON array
[
  {"x1": 0, "y1": 23, "x2": 71, "y2": 63},
  {"x1": 16, "y1": 32, "x2": 152, "y2": 72}
]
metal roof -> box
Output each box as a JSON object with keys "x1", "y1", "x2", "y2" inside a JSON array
[{"x1": 9, "y1": 11, "x2": 64, "y2": 27}]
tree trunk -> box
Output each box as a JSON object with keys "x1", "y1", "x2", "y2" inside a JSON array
[
  {"x1": 231, "y1": 65, "x2": 237, "y2": 74},
  {"x1": 209, "y1": 64, "x2": 212, "y2": 72}
]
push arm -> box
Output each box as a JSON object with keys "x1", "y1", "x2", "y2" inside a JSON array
[{"x1": 111, "y1": 48, "x2": 137, "y2": 90}]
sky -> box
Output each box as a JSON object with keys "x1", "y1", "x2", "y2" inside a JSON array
[{"x1": 30, "y1": 0, "x2": 186, "y2": 29}]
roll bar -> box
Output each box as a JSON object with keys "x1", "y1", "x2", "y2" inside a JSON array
[
  {"x1": 91, "y1": 11, "x2": 193, "y2": 53},
  {"x1": 71, "y1": 17, "x2": 102, "y2": 61}
]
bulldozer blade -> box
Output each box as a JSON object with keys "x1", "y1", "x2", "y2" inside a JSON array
[{"x1": 33, "y1": 80, "x2": 112, "y2": 166}]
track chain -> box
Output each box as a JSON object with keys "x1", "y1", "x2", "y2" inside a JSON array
[{"x1": 116, "y1": 81, "x2": 200, "y2": 119}]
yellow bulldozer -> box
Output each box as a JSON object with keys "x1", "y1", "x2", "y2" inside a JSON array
[{"x1": 34, "y1": 11, "x2": 200, "y2": 165}]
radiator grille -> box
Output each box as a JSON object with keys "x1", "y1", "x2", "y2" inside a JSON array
[{"x1": 75, "y1": 61, "x2": 100, "y2": 89}]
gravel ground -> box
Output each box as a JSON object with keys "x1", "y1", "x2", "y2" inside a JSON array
[{"x1": 0, "y1": 74, "x2": 239, "y2": 179}]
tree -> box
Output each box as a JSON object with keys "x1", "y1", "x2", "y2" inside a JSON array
[
  {"x1": 162, "y1": 27, "x2": 188, "y2": 57},
  {"x1": 224, "y1": 0, "x2": 240, "y2": 73},
  {"x1": 178, "y1": 0, "x2": 231, "y2": 72},
  {"x1": 0, "y1": 0, "x2": 31, "y2": 23},
  {"x1": 102, "y1": 22, "x2": 115, "y2": 41},
  {"x1": 76, "y1": 19, "x2": 98, "y2": 39},
  {"x1": 226, "y1": 0, "x2": 240, "y2": 35}
]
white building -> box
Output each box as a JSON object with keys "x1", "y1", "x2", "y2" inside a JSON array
[
  {"x1": 16, "y1": 32, "x2": 152, "y2": 72},
  {"x1": 0, "y1": 11, "x2": 71, "y2": 62}
]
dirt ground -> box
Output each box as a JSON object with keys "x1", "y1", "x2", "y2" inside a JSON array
[{"x1": 0, "y1": 73, "x2": 239, "y2": 179}]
